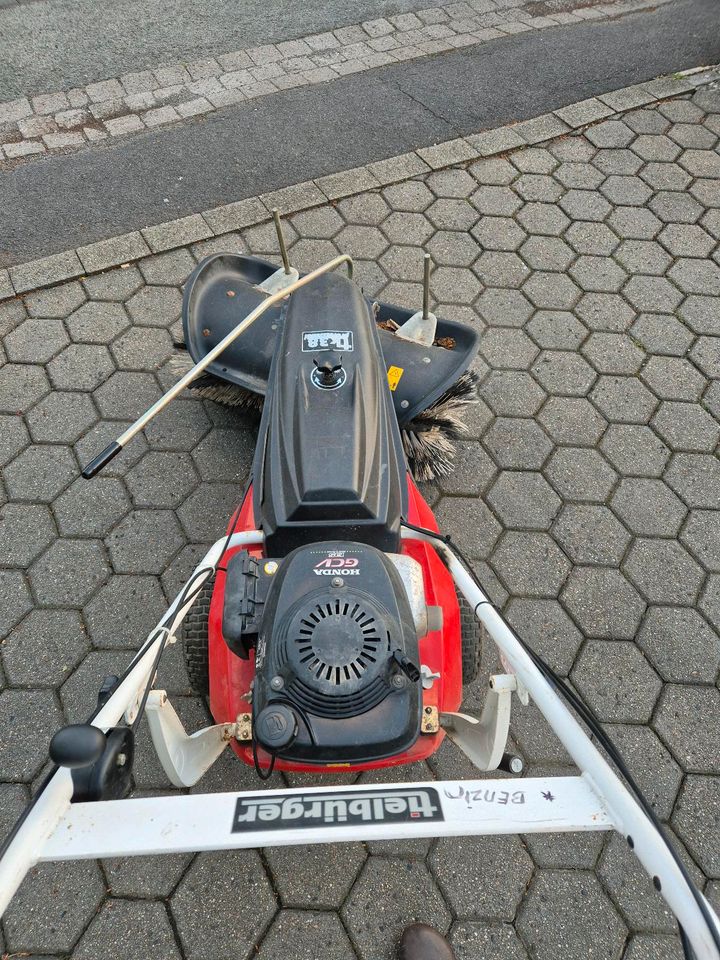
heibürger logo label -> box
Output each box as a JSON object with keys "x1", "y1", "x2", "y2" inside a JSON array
[
  {"x1": 231, "y1": 788, "x2": 444, "y2": 832},
  {"x1": 313, "y1": 557, "x2": 359, "y2": 576}
]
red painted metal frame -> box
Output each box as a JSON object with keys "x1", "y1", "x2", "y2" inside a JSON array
[{"x1": 207, "y1": 477, "x2": 462, "y2": 773}]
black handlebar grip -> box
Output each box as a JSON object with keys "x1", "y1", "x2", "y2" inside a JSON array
[{"x1": 82, "y1": 440, "x2": 122, "y2": 479}]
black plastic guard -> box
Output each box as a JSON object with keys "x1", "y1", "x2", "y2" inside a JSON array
[{"x1": 182, "y1": 253, "x2": 479, "y2": 426}]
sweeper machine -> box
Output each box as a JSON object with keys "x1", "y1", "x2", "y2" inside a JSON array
[{"x1": 1, "y1": 213, "x2": 719, "y2": 959}]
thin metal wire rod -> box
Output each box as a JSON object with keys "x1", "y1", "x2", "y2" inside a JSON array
[
  {"x1": 272, "y1": 208, "x2": 291, "y2": 275},
  {"x1": 81, "y1": 254, "x2": 353, "y2": 477}
]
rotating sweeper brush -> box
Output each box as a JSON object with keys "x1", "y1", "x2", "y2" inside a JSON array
[{"x1": 170, "y1": 212, "x2": 480, "y2": 481}]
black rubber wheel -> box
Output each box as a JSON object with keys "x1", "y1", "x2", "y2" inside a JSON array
[
  {"x1": 457, "y1": 590, "x2": 484, "y2": 686},
  {"x1": 182, "y1": 578, "x2": 213, "y2": 696}
]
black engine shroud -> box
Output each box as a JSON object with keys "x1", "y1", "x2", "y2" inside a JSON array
[{"x1": 248, "y1": 541, "x2": 422, "y2": 764}]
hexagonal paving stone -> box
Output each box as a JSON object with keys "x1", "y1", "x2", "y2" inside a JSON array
[
  {"x1": 290, "y1": 205, "x2": 343, "y2": 237},
  {"x1": 490, "y1": 531, "x2": 570, "y2": 598},
  {"x1": 576, "y1": 293, "x2": 635, "y2": 333},
  {"x1": 624, "y1": 538, "x2": 704, "y2": 604},
  {"x1": 143, "y1": 397, "x2": 211, "y2": 452},
  {"x1": 700, "y1": 575, "x2": 720, "y2": 633},
  {"x1": 559, "y1": 189, "x2": 612, "y2": 222},
  {"x1": 0, "y1": 362, "x2": 50, "y2": 414},
  {"x1": 526, "y1": 311, "x2": 588, "y2": 351},
  {"x1": 665, "y1": 454, "x2": 720, "y2": 508},
  {"x1": 531, "y1": 350, "x2": 596, "y2": 396},
  {"x1": 544, "y1": 447, "x2": 617, "y2": 502},
  {"x1": 255, "y1": 910, "x2": 356, "y2": 960},
  {"x1": 505, "y1": 597, "x2": 583, "y2": 675},
  {"x1": 630, "y1": 313, "x2": 694, "y2": 357},
  {"x1": 649, "y1": 191, "x2": 703, "y2": 224},
  {"x1": 342, "y1": 857, "x2": 451, "y2": 960},
  {"x1": 691, "y1": 335, "x2": 720, "y2": 378},
  {"x1": 681, "y1": 509, "x2": 720, "y2": 571},
  {"x1": 66, "y1": 300, "x2": 129, "y2": 343},
  {"x1": 581, "y1": 332, "x2": 645, "y2": 375},
  {"x1": 615, "y1": 240, "x2": 673, "y2": 276},
  {"x1": 553, "y1": 160, "x2": 605, "y2": 190},
  {"x1": 264, "y1": 842, "x2": 366, "y2": 908},
  {"x1": 472, "y1": 216, "x2": 527, "y2": 251},
  {"x1": 473, "y1": 251, "x2": 529, "y2": 288},
  {"x1": 586, "y1": 119, "x2": 635, "y2": 148},
  {"x1": 126, "y1": 284, "x2": 183, "y2": 326},
  {"x1": 431, "y1": 835, "x2": 533, "y2": 920},
  {"x1": 477, "y1": 288, "x2": 534, "y2": 327},
  {"x1": 107, "y1": 509, "x2": 185, "y2": 574},
  {"x1": 3, "y1": 860, "x2": 104, "y2": 954},
  {"x1": 26, "y1": 391, "x2": 98, "y2": 445},
  {"x1": 517, "y1": 870, "x2": 627, "y2": 960},
  {"x1": 437, "y1": 440, "x2": 496, "y2": 496},
  {"x1": 381, "y1": 211, "x2": 434, "y2": 245},
  {"x1": 678, "y1": 295, "x2": 720, "y2": 335},
  {"x1": 425, "y1": 198, "x2": 479, "y2": 232},
  {"x1": 111, "y1": 325, "x2": 174, "y2": 370},
  {"x1": 125, "y1": 450, "x2": 199, "y2": 508},
  {"x1": 654, "y1": 684, "x2": 720, "y2": 772},
  {"x1": 430, "y1": 265, "x2": 481, "y2": 305},
  {"x1": 434, "y1": 496, "x2": 502, "y2": 559},
  {"x1": 565, "y1": 221, "x2": 619, "y2": 255},
  {"x1": 94, "y1": 371, "x2": 161, "y2": 420},
  {"x1": 2, "y1": 608, "x2": 88, "y2": 686},
  {"x1": 0, "y1": 502, "x2": 56, "y2": 566},
  {"x1": 553, "y1": 504, "x2": 630, "y2": 565},
  {"x1": 638, "y1": 606, "x2": 720, "y2": 683},
  {"x1": 523, "y1": 272, "x2": 581, "y2": 311},
  {"x1": 426, "y1": 230, "x2": 480, "y2": 267},
  {"x1": 72, "y1": 898, "x2": 181, "y2": 959},
  {"x1": 25, "y1": 280, "x2": 86, "y2": 318},
  {"x1": 538, "y1": 397, "x2": 606, "y2": 446},
  {"x1": 668, "y1": 257, "x2": 720, "y2": 297},
  {"x1": 4, "y1": 317, "x2": 69, "y2": 363},
  {"x1": 516, "y1": 201, "x2": 570, "y2": 234},
  {"x1": 590, "y1": 375, "x2": 658, "y2": 424},
  {"x1": 658, "y1": 222, "x2": 716, "y2": 257},
  {"x1": 47, "y1": 342, "x2": 115, "y2": 391},
  {"x1": 382, "y1": 180, "x2": 434, "y2": 211},
  {"x1": 177, "y1": 482, "x2": 242, "y2": 541},
  {"x1": 640, "y1": 160, "x2": 692, "y2": 191},
  {"x1": 4, "y1": 444, "x2": 77, "y2": 502},
  {"x1": 480, "y1": 328, "x2": 538, "y2": 370},
  {"x1": 471, "y1": 184, "x2": 524, "y2": 215},
  {"x1": 607, "y1": 206, "x2": 662, "y2": 240},
  {"x1": 572, "y1": 640, "x2": 662, "y2": 722},
  {"x1": 484, "y1": 416, "x2": 553, "y2": 469},
  {"x1": 673, "y1": 776, "x2": 720, "y2": 877},
  {"x1": 597, "y1": 832, "x2": 679, "y2": 933},
  {"x1": 30, "y1": 538, "x2": 111, "y2": 606},
  {"x1": 519, "y1": 235, "x2": 575, "y2": 272},
  {"x1": 337, "y1": 191, "x2": 390, "y2": 224},
  {"x1": 0, "y1": 569, "x2": 33, "y2": 639},
  {"x1": 679, "y1": 147, "x2": 720, "y2": 178},
  {"x1": 623, "y1": 276, "x2": 683, "y2": 314},
  {"x1": 450, "y1": 921, "x2": 531, "y2": 960},
  {"x1": 53, "y1": 476, "x2": 130, "y2": 537},
  {"x1": 603, "y1": 723, "x2": 683, "y2": 820},
  {"x1": 600, "y1": 423, "x2": 669, "y2": 477},
  {"x1": 171, "y1": 850, "x2": 276, "y2": 960},
  {"x1": 487, "y1": 471, "x2": 560, "y2": 530},
  {"x1": 191, "y1": 427, "x2": 255, "y2": 483},
  {"x1": 83, "y1": 574, "x2": 168, "y2": 647},
  {"x1": 611, "y1": 478, "x2": 687, "y2": 536},
  {"x1": 0, "y1": 414, "x2": 29, "y2": 468},
  {"x1": 0, "y1": 688, "x2": 62, "y2": 780},
  {"x1": 561, "y1": 567, "x2": 645, "y2": 639},
  {"x1": 83, "y1": 264, "x2": 143, "y2": 300},
  {"x1": 570, "y1": 255, "x2": 628, "y2": 293}
]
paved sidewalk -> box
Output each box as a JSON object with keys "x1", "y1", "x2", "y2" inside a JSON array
[{"x1": 1, "y1": 83, "x2": 720, "y2": 959}]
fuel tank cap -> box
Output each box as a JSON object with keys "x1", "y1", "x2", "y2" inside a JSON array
[{"x1": 255, "y1": 704, "x2": 299, "y2": 750}]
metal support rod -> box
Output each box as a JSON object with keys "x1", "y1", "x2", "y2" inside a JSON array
[
  {"x1": 272, "y1": 208, "x2": 291, "y2": 275},
  {"x1": 422, "y1": 253, "x2": 431, "y2": 320},
  {"x1": 81, "y1": 254, "x2": 354, "y2": 478}
]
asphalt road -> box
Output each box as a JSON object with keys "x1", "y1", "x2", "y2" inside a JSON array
[
  {"x1": 1, "y1": 0, "x2": 718, "y2": 266},
  {"x1": 0, "y1": 0, "x2": 432, "y2": 98}
]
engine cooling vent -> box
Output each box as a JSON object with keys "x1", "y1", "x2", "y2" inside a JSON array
[{"x1": 278, "y1": 592, "x2": 393, "y2": 719}]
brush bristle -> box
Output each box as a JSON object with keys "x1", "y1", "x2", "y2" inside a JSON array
[
  {"x1": 172, "y1": 343, "x2": 479, "y2": 481},
  {"x1": 401, "y1": 371, "x2": 480, "y2": 481}
]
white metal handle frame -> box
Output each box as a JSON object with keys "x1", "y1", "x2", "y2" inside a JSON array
[
  {"x1": 400, "y1": 528, "x2": 720, "y2": 960},
  {"x1": 0, "y1": 529, "x2": 265, "y2": 917}
]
